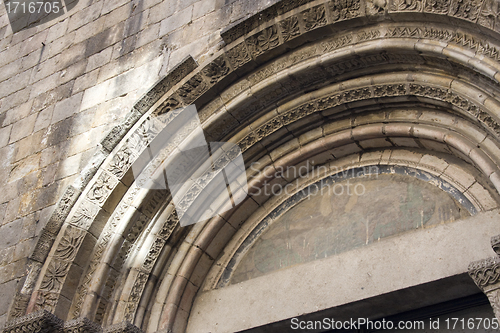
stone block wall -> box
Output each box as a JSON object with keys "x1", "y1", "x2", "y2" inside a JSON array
[{"x1": 0, "y1": 0, "x2": 280, "y2": 326}]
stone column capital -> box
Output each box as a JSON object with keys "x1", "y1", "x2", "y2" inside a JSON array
[
  {"x1": 468, "y1": 256, "x2": 500, "y2": 293},
  {"x1": 2, "y1": 310, "x2": 64, "y2": 333}
]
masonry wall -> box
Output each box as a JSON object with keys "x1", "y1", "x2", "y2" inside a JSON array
[{"x1": 0, "y1": 0, "x2": 280, "y2": 325}]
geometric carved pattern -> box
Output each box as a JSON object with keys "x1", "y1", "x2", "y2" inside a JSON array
[
  {"x1": 236, "y1": 82, "x2": 495, "y2": 153},
  {"x1": 103, "y1": 322, "x2": 144, "y2": 333},
  {"x1": 2, "y1": 310, "x2": 64, "y2": 333},
  {"x1": 2, "y1": 312, "x2": 143, "y2": 333},
  {"x1": 468, "y1": 256, "x2": 500, "y2": 289},
  {"x1": 492, "y1": 235, "x2": 500, "y2": 255},
  {"x1": 469, "y1": 235, "x2": 500, "y2": 321},
  {"x1": 18, "y1": 0, "x2": 500, "y2": 327},
  {"x1": 64, "y1": 318, "x2": 102, "y2": 333}
]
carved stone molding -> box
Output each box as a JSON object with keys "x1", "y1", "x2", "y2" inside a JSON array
[
  {"x1": 15, "y1": 0, "x2": 500, "y2": 326},
  {"x1": 1, "y1": 314, "x2": 144, "y2": 333},
  {"x1": 468, "y1": 235, "x2": 500, "y2": 320},
  {"x1": 64, "y1": 318, "x2": 102, "y2": 333},
  {"x1": 2, "y1": 310, "x2": 64, "y2": 333},
  {"x1": 469, "y1": 257, "x2": 500, "y2": 291},
  {"x1": 103, "y1": 322, "x2": 143, "y2": 333},
  {"x1": 492, "y1": 234, "x2": 500, "y2": 255}
]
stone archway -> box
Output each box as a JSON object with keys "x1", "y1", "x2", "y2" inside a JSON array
[{"x1": 6, "y1": 0, "x2": 500, "y2": 332}]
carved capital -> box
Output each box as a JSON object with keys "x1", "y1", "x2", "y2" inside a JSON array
[
  {"x1": 468, "y1": 256, "x2": 500, "y2": 321},
  {"x1": 103, "y1": 322, "x2": 143, "y2": 333},
  {"x1": 468, "y1": 256, "x2": 500, "y2": 291},
  {"x1": 64, "y1": 318, "x2": 102, "y2": 333},
  {"x1": 491, "y1": 234, "x2": 500, "y2": 255},
  {"x1": 2, "y1": 310, "x2": 64, "y2": 333}
]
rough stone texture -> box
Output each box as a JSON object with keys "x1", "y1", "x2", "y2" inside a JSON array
[
  {"x1": 0, "y1": 0, "x2": 282, "y2": 326},
  {"x1": 4, "y1": 0, "x2": 500, "y2": 331}
]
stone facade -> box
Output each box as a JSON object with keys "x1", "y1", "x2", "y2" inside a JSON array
[
  {"x1": 2, "y1": 0, "x2": 500, "y2": 332},
  {"x1": 0, "y1": 0, "x2": 280, "y2": 328}
]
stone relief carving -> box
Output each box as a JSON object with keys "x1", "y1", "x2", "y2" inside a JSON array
[
  {"x1": 64, "y1": 317, "x2": 103, "y2": 333},
  {"x1": 320, "y1": 35, "x2": 353, "y2": 52},
  {"x1": 302, "y1": 5, "x2": 328, "y2": 31},
  {"x1": 469, "y1": 249, "x2": 500, "y2": 321},
  {"x1": 357, "y1": 29, "x2": 381, "y2": 41},
  {"x1": 177, "y1": 74, "x2": 209, "y2": 105},
  {"x1": 124, "y1": 272, "x2": 149, "y2": 322},
  {"x1": 71, "y1": 228, "x2": 113, "y2": 318},
  {"x1": 450, "y1": 0, "x2": 483, "y2": 21},
  {"x1": 45, "y1": 186, "x2": 81, "y2": 235},
  {"x1": 487, "y1": 289, "x2": 500, "y2": 319},
  {"x1": 424, "y1": 0, "x2": 451, "y2": 13},
  {"x1": 54, "y1": 226, "x2": 86, "y2": 262},
  {"x1": 86, "y1": 172, "x2": 119, "y2": 207},
  {"x1": 478, "y1": 0, "x2": 500, "y2": 31},
  {"x1": 40, "y1": 260, "x2": 70, "y2": 294},
  {"x1": 469, "y1": 257, "x2": 500, "y2": 288},
  {"x1": 236, "y1": 81, "x2": 496, "y2": 153},
  {"x1": 69, "y1": 202, "x2": 99, "y2": 229},
  {"x1": 246, "y1": 25, "x2": 279, "y2": 58},
  {"x1": 143, "y1": 238, "x2": 166, "y2": 271},
  {"x1": 132, "y1": 56, "x2": 197, "y2": 116},
  {"x1": 108, "y1": 146, "x2": 136, "y2": 179},
  {"x1": 16, "y1": 0, "x2": 500, "y2": 323},
  {"x1": 492, "y1": 235, "x2": 500, "y2": 255},
  {"x1": 100, "y1": 110, "x2": 143, "y2": 154},
  {"x1": 3, "y1": 310, "x2": 64, "y2": 333},
  {"x1": 3, "y1": 311, "x2": 142, "y2": 333},
  {"x1": 9, "y1": 294, "x2": 30, "y2": 319},
  {"x1": 128, "y1": 118, "x2": 162, "y2": 155},
  {"x1": 34, "y1": 290, "x2": 59, "y2": 312},
  {"x1": 226, "y1": 42, "x2": 252, "y2": 70},
  {"x1": 330, "y1": 0, "x2": 362, "y2": 20},
  {"x1": 155, "y1": 95, "x2": 182, "y2": 116},
  {"x1": 202, "y1": 56, "x2": 231, "y2": 84},
  {"x1": 390, "y1": 0, "x2": 423, "y2": 11},
  {"x1": 280, "y1": 16, "x2": 300, "y2": 42},
  {"x1": 31, "y1": 231, "x2": 56, "y2": 264},
  {"x1": 366, "y1": 0, "x2": 387, "y2": 14}
]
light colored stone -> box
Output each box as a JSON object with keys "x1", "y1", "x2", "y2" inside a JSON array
[
  {"x1": 443, "y1": 164, "x2": 476, "y2": 190},
  {"x1": 9, "y1": 114, "x2": 37, "y2": 143},
  {"x1": 55, "y1": 153, "x2": 82, "y2": 180},
  {"x1": 80, "y1": 80, "x2": 111, "y2": 111},
  {"x1": 466, "y1": 183, "x2": 498, "y2": 211},
  {"x1": 9, "y1": 154, "x2": 40, "y2": 183},
  {"x1": 188, "y1": 210, "x2": 500, "y2": 333},
  {"x1": 193, "y1": 0, "x2": 217, "y2": 19},
  {"x1": 159, "y1": 5, "x2": 193, "y2": 37},
  {"x1": 51, "y1": 92, "x2": 84, "y2": 124},
  {"x1": 0, "y1": 125, "x2": 12, "y2": 148}
]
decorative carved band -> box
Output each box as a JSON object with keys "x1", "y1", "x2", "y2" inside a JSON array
[
  {"x1": 2, "y1": 314, "x2": 143, "y2": 333},
  {"x1": 469, "y1": 236, "x2": 500, "y2": 321},
  {"x1": 2, "y1": 310, "x2": 64, "y2": 333},
  {"x1": 17, "y1": 0, "x2": 500, "y2": 324},
  {"x1": 492, "y1": 235, "x2": 500, "y2": 255},
  {"x1": 103, "y1": 322, "x2": 144, "y2": 333},
  {"x1": 468, "y1": 256, "x2": 500, "y2": 290},
  {"x1": 64, "y1": 318, "x2": 103, "y2": 333}
]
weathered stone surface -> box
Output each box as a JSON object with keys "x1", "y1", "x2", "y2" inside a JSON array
[
  {"x1": 3, "y1": 0, "x2": 500, "y2": 330},
  {"x1": 2, "y1": 310, "x2": 64, "y2": 333}
]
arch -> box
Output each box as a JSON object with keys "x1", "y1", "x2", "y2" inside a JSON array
[{"x1": 8, "y1": 0, "x2": 500, "y2": 332}]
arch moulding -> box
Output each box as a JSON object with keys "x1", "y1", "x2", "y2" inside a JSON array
[{"x1": 5, "y1": 0, "x2": 500, "y2": 332}]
